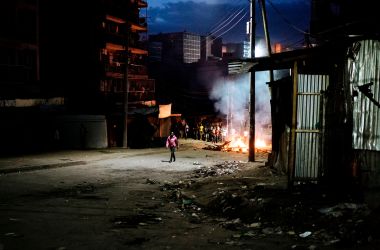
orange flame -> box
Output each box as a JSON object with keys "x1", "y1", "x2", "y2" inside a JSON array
[
  {"x1": 255, "y1": 138, "x2": 267, "y2": 148},
  {"x1": 229, "y1": 137, "x2": 248, "y2": 153},
  {"x1": 222, "y1": 135, "x2": 248, "y2": 153},
  {"x1": 222, "y1": 135, "x2": 271, "y2": 153}
]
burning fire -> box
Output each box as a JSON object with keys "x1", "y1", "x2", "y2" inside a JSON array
[
  {"x1": 223, "y1": 136, "x2": 249, "y2": 153},
  {"x1": 255, "y1": 138, "x2": 267, "y2": 148},
  {"x1": 222, "y1": 131, "x2": 271, "y2": 153}
]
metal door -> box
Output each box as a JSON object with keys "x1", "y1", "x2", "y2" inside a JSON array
[{"x1": 294, "y1": 74, "x2": 329, "y2": 180}]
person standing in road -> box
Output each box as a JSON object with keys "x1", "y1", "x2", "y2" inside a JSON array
[
  {"x1": 199, "y1": 123, "x2": 204, "y2": 140},
  {"x1": 185, "y1": 123, "x2": 189, "y2": 139},
  {"x1": 166, "y1": 132, "x2": 179, "y2": 163}
]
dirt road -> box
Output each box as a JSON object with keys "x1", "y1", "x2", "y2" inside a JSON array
[{"x1": 0, "y1": 139, "x2": 378, "y2": 250}]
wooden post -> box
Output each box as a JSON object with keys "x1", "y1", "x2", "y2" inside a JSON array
[
  {"x1": 288, "y1": 61, "x2": 298, "y2": 187},
  {"x1": 122, "y1": 32, "x2": 129, "y2": 148},
  {"x1": 248, "y1": 0, "x2": 256, "y2": 162}
]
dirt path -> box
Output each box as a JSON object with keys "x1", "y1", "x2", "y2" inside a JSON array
[{"x1": 0, "y1": 139, "x2": 378, "y2": 249}]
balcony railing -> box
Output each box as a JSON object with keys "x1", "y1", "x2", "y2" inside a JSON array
[
  {"x1": 128, "y1": 64, "x2": 147, "y2": 78},
  {"x1": 128, "y1": 91, "x2": 154, "y2": 103},
  {"x1": 102, "y1": 51, "x2": 148, "y2": 79},
  {"x1": 100, "y1": 79, "x2": 125, "y2": 93},
  {"x1": 129, "y1": 53, "x2": 146, "y2": 65},
  {"x1": 104, "y1": 62, "x2": 124, "y2": 78},
  {"x1": 102, "y1": 20, "x2": 128, "y2": 37},
  {"x1": 130, "y1": 23, "x2": 147, "y2": 33},
  {"x1": 100, "y1": 78, "x2": 155, "y2": 94},
  {"x1": 128, "y1": 78, "x2": 155, "y2": 92}
]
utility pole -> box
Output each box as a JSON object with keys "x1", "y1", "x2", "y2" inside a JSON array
[
  {"x1": 259, "y1": 0, "x2": 276, "y2": 158},
  {"x1": 36, "y1": 0, "x2": 40, "y2": 81},
  {"x1": 122, "y1": 31, "x2": 129, "y2": 148},
  {"x1": 259, "y1": 0, "x2": 273, "y2": 82},
  {"x1": 248, "y1": 0, "x2": 256, "y2": 162}
]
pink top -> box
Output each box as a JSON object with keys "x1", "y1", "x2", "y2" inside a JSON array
[{"x1": 166, "y1": 135, "x2": 178, "y2": 148}]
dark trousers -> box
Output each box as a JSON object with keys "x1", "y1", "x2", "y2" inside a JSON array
[{"x1": 170, "y1": 147, "x2": 176, "y2": 162}]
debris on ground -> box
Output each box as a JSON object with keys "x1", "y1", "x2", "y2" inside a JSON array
[
  {"x1": 146, "y1": 178, "x2": 160, "y2": 185},
  {"x1": 157, "y1": 160, "x2": 379, "y2": 249},
  {"x1": 111, "y1": 212, "x2": 162, "y2": 228},
  {"x1": 191, "y1": 161, "x2": 242, "y2": 178},
  {"x1": 202, "y1": 142, "x2": 230, "y2": 151}
]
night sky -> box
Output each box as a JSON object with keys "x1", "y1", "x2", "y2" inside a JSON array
[{"x1": 148, "y1": 0, "x2": 311, "y2": 48}]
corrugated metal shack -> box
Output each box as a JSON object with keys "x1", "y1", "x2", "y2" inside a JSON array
[{"x1": 232, "y1": 37, "x2": 380, "y2": 190}]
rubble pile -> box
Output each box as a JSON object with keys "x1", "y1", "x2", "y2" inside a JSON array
[
  {"x1": 159, "y1": 179, "x2": 207, "y2": 224},
  {"x1": 157, "y1": 160, "x2": 378, "y2": 249},
  {"x1": 192, "y1": 161, "x2": 242, "y2": 178},
  {"x1": 206, "y1": 185, "x2": 377, "y2": 248}
]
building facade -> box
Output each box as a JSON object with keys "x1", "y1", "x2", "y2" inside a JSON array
[
  {"x1": 0, "y1": 0, "x2": 40, "y2": 99},
  {"x1": 0, "y1": 0, "x2": 52, "y2": 153},
  {"x1": 149, "y1": 32, "x2": 201, "y2": 64},
  {"x1": 0, "y1": 0, "x2": 156, "y2": 151}
]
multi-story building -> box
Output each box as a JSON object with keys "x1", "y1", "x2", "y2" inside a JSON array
[
  {"x1": 0, "y1": 0, "x2": 52, "y2": 153},
  {"x1": 43, "y1": 0, "x2": 156, "y2": 148},
  {"x1": 96, "y1": 0, "x2": 156, "y2": 147},
  {"x1": 149, "y1": 32, "x2": 201, "y2": 64},
  {"x1": 148, "y1": 31, "x2": 226, "y2": 120},
  {"x1": 0, "y1": 0, "x2": 155, "y2": 151},
  {"x1": 0, "y1": 0, "x2": 41, "y2": 98}
]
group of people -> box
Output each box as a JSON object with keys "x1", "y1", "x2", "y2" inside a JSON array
[
  {"x1": 197, "y1": 123, "x2": 225, "y2": 143},
  {"x1": 170, "y1": 118, "x2": 227, "y2": 144},
  {"x1": 165, "y1": 121, "x2": 227, "y2": 163}
]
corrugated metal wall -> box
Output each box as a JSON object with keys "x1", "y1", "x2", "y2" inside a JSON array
[
  {"x1": 350, "y1": 40, "x2": 380, "y2": 151},
  {"x1": 349, "y1": 39, "x2": 380, "y2": 188},
  {"x1": 294, "y1": 74, "x2": 329, "y2": 180}
]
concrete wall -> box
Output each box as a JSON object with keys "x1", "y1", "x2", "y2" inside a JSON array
[{"x1": 55, "y1": 115, "x2": 107, "y2": 149}]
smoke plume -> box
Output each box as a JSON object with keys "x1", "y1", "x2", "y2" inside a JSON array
[
  {"x1": 210, "y1": 72, "x2": 271, "y2": 136},
  {"x1": 210, "y1": 39, "x2": 272, "y2": 140}
]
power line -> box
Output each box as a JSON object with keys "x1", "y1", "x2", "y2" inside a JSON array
[
  {"x1": 207, "y1": 0, "x2": 246, "y2": 33},
  {"x1": 266, "y1": 0, "x2": 309, "y2": 35},
  {"x1": 210, "y1": 10, "x2": 249, "y2": 42},
  {"x1": 208, "y1": 4, "x2": 247, "y2": 35},
  {"x1": 207, "y1": 7, "x2": 247, "y2": 38},
  {"x1": 282, "y1": 38, "x2": 305, "y2": 50},
  {"x1": 209, "y1": 7, "x2": 243, "y2": 34},
  {"x1": 198, "y1": 3, "x2": 248, "y2": 51}
]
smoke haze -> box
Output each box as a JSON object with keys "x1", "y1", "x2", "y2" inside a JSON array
[
  {"x1": 210, "y1": 72, "x2": 271, "y2": 135},
  {"x1": 210, "y1": 39, "x2": 272, "y2": 140}
]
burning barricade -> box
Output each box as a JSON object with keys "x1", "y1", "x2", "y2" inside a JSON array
[{"x1": 203, "y1": 129, "x2": 271, "y2": 154}]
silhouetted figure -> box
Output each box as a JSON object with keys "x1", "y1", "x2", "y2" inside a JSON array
[{"x1": 185, "y1": 124, "x2": 189, "y2": 139}]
